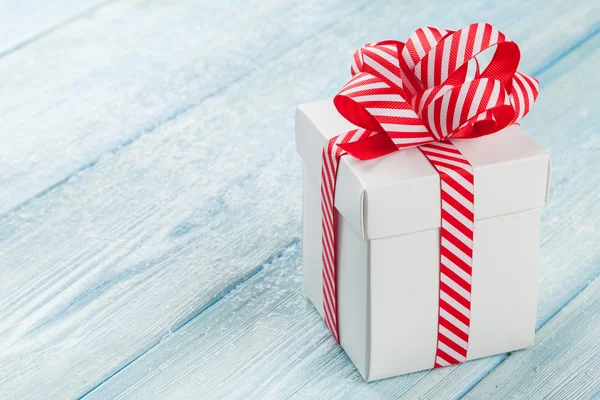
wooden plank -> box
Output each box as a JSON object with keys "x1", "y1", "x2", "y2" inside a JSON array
[
  {"x1": 81, "y1": 22, "x2": 600, "y2": 399},
  {"x1": 0, "y1": 0, "x2": 109, "y2": 57},
  {"x1": 0, "y1": 0, "x2": 369, "y2": 216},
  {"x1": 461, "y1": 277, "x2": 600, "y2": 400},
  {"x1": 0, "y1": 2, "x2": 597, "y2": 399}
]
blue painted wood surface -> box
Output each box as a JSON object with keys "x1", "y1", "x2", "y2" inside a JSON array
[
  {"x1": 0, "y1": 0, "x2": 109, "y2": 57},
  {"x1": 0, "y1": 0, "x2": 598, "y2": 399}
]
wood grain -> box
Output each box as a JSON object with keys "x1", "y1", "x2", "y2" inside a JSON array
[
  {"x1": 0, "y1": 0, "x2": 368, "y2": 216},
  {"x1": 0, "y1": 1, "x2": 598, "y2": 398},
  {"x1": 0, "y1": 0, "x2": 109, "y2": 57},
  {"x1": 83, "y1": 12, "x2": 600, "y2": 400},
  {"x1": 0, "y1": 0, "x2": 597, "y2": 218},
  {"x1": 462, "y1": 277, "x2": 600, "y2": 400}
]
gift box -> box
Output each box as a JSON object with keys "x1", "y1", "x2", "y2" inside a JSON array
[{"x1": 294, "y1": 24, "x2": 551, "y2": 381}]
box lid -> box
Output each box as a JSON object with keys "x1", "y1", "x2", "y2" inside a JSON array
[{"x1": 296, "y1": 100, "x2": 551, "y2": 240}]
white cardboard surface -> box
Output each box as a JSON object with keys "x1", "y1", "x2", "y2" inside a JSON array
[{"x1": 295, "y1": 100, "x2": 551, "y2": 239}]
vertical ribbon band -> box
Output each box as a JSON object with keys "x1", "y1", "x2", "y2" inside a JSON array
[{"x1": 420, "y1": 142, "x2": 474, "y2": 367}]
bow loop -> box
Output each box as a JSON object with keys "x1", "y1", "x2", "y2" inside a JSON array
[
  {"x1": 412, "y1": 23, "x2": 514, "y2": 90},
  {"x1": 351, "y1": 41, "x2": 406, "y2": 93},
  {"x1": 334, "y1": 72, "x2": 434, "y2": 155}
]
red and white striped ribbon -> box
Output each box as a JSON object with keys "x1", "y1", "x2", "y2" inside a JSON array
[
  {"x1": 419, "y1": 142, "x2": 474, "y2": 367},
  {"x1": 318, "y1": 23, "x2": 539, "y2": 369},
  {"x1": 320, "y1": 128, "x2": 379, "y2": 341}
]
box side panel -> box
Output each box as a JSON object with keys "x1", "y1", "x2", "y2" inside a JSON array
[
  {"x1": 302, "y1": 168, "x2": 369, "y2": 379},
  {"x1": 368, "y1": 228, "x2": 440, "y2": 381},
  {"x1": 467, "y1": 207, "x2": 541, "y2": 360},
  {"x1": 367, "y1": 207, "x2": 541, "y2": 380}
]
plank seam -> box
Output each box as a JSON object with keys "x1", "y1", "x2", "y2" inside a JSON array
[
  {"x1": 456, "y1": 273, "x2": 600, "y2": 399},
  {"x1": 0, "y1": 0, "x2": 119, "y2": 60},
  {"x1": 531, "y1": 24, "x2": 600, "y2": 77},
  {"x1": 78, "y1": 237, "x2": 300, "y2": 399},
  {"x1": 0, "y1": 0, "x2": 375, "y2": 224}
]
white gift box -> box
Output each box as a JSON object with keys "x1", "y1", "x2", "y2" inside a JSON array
[{"x1": 295, "y1": 99, "x2": 551, "y2": 381}]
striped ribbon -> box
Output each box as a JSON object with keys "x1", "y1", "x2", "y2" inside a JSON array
[{"x1": 320, "y1": 23, "x2": 539, "y2": 368}]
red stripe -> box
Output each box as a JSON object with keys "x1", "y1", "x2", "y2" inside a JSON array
[
  {"x1": 513, "y1": 73, "x2": 530, "y2": 116},
  {"x1": 440, "y1": 280, "x2": 471, "y2": 310},
  {"x1": 390, "y1": 134, "x2": 433, "y2": 141},
  {"x1": 420, "y1": 149, "x2": 471, "y2": 166},
  {"x1": 322, "y1": 278, "x2": 336, "y2": 320},
  {"x1": 439, "y1": 316, "x2": 469, "y2": 342},
  {"x1": 444, "y1": 89, "x2": 459, "y2": 136},
  {"x1": 458, "y1": 80, "x2": 480, "y2": 131},
  {"x1": 481, "y1": 24, "x2": 492, "y2": 51},
  {"x1": 322, "y1": 273, "x2": 337, "y2": 323},
  {"x1": 433, "y1": 40, "x2": 444, "y2": 87},
  {"x1": 374, "y1": 44, "x2": 398, "y2": 57},
  {"x1": 477, "y1": 79, "x2": 494, "y2": 115},
  {"x1": 433, "y1": 96, "x2": 444, "y2": 138},
  {"x1": 416, "y1": 28, "x2": 431, "y2": 54},
  {"x1": 430, "y1": 158, "x2": 474, "y2": 178},
  {"x1": 442, "y1": 191, "x2": 474, "y2": 222},
  {"x1": 423, "y1": 142, "x2": 462, "y2": 155},
  {"x1": 430, "y1": 27, "x2": 443, "y2": 41},
  {"x1": 441, "y1": 227, "x2": 473, "y2": 259},
  {"x1": 448, "y1": 31, "x2": 460, "y2": 77},
  {"x1": 395, "y1": 140, "x2": 433, "y2": 149},
  {"x1": 420, "y1": 55, "x2": 429, "y2": 89},
  {"x1": 441, "y1": 209, "x2": 473, "y2": 241},
  {"x1": 405, "y1": 39, "x2": 420, "y2": 66},
  {"x1": 437, "y1": 348, "x2": 460, "y2": 365},
  {"x1": 511, "y1": 83, "x2": 521, "y2": 120},
  {"x1": 357, "y1": 100, "x2": 413, "y2": 109},
  {"x1": 440, "y1": 264, "x2": 471, "y2": 292},
  {"x1": 353, "y1": 52, "x2": 362, "y2": 73},
  {"x1": 527, "y1": 75, "x2": 540, "y2": 99},
  {"x1": 371, "y1": 115, "x2": 423, "y2": 125},
  {"x1": 398, "y1": 56, "x2": 422, "y2": 94},
  {"x1": 441, "y1": 246, "x2": 472, "y2": 276},
  {"x1": 439, "y1": 298, "x2": 470, "y2": 326},
  {"x1": 438, "y1": 332, "x2": 468, "y2": 357},
  {"x1": 322, "y1": 272, "x2": 337, "y2": 312},
  {"x1": 364, "y1": 51, "x2": 401, "y2": 89},
  {"x1": 464, "y1": 24, "x2": 477, "y2": 61},
  {"x1": 440, "y1": 173, "x2": 474, "y2": 203}
]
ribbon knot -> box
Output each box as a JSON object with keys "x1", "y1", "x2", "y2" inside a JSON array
[{"x1": 333, "y1": 23, "x2": 539, "y2": 160}]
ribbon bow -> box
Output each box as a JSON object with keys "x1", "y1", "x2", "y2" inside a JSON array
[
  {"x1": 319, "y1": 23, "x2": 539, "y2": 368},
  {"x1": 332, "y1": 23, "x2": 539, "y2": 159}
]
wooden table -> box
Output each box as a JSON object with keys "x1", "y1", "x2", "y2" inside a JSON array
[{"x1": 0, "y1": 1, "x2": 598, "y2": 398}]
